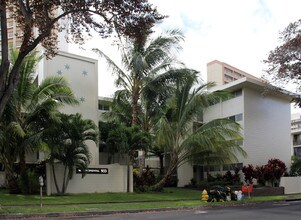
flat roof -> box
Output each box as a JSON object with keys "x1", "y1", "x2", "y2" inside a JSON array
[{"x1": 209, "y1": 77, "x2": 299, "y2": 101}]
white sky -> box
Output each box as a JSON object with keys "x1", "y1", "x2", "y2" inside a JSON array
[{"x1": 68, "y1": 0, "x2": 301, "y2": 113}]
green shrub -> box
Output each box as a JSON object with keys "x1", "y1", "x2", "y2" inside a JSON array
[
  {"x1": 133, "y1": 166, "x2": 156, "y2": 192},
  {"x1": 19, "y1": 170, "x2": 40, "y2": 194}
]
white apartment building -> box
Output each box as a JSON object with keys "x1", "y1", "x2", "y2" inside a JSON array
[
  {"x1": 177, "y1": 61, "x2": 295, "y2": 187},
  {"x1": 291, "y1": 113, "x2": 301, "y2": 159},
  {"x1": 41, "y1": 52, "x2": 132, "y2": 194}
]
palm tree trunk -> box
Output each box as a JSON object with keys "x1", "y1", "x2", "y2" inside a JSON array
[
  {"x1": 131, "y1": 88, "x2": 139, "y2": 127},
  {"x1": 159, "y1": 154, "x2": 164, "y2": 175},
  {"x1": 51, "y1": 163, "x2": 61, "y2": 194},
  {"x1": 127, "y1": 164, "x2": 130, "y2": 192},
  {"x1": 153, "y1": 155, "x2": 178, "y2": 189},
  {"x1": 4, "y1": 161, "x2": 18, "y2": 193},
  {"x1": 132, "y1": 89, "x2": 146, "y2": 172},
  {"x1": 65, "y1": 170, "x2": 71, "y2": 192},
  {"x1": 19, "y1": 149, "x2": 26, "y2": 177},
  {"x1": 62, "y1": 165, "x2": 68, "y2": 194},
  {"x1": 153, "y1": 165, "x2": 176, "y2": 189},
  {"x1": 17, "y1": 148, "x2": 30, "y2": 194}
]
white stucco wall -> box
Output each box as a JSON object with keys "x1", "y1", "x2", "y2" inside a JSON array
[
  {"x1": 203, "y1": 82, "x2": 292, "y2": 168},
  {"x1": 204, "y1": 94, "x2": 245, "y2": 163},
  {"x1": 280, "y1": 177, "x2": 301, "y2": 194},
  {"x1": 43, "y1": 51, "x2": 99, "y2": 165},
  {"x1": 207, "y1": 62, "x2": 223, "y2": 86},
  {"x1": 243, "y1": 87, "x2": 291, "y2": 167},
  {"x1": 204, "y1": 95, "x2": 244, "y2": 121},
  {"x1": 46, "y1": 163, "x2": 132, "y2": 195},
  {"x1": 177, "y1": 163, "x2": 193, "y2": 187}
]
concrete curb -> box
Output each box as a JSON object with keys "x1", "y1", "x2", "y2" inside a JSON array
[
  {"x1": 284, "y1": 197, "x2": 301, "y2": 202},
  {"x1": 1, "y1": 199, "x2": 300, "y2": 219}
]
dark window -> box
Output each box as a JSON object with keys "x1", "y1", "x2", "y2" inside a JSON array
[
  {"x1": 204, "y1": 165, "x2": 221, "y2": 172},
  {"x1": 0, "y1": 163, "x2": 4, "y2": 172},
  {"x1": 293, "y1": 134, "x2": 301, "y2": 146},
  {"x1": 232, "y1": 89, "x2": 242, "y2": 97},
  {"x1": 228, "y1": 113, "x2": 243, "y2": 122},
  {"x1": 193, "y1": 121, "x2": 203, "y2": 132},
  {"x1": 294, "y1": 147, "x2": 301, "y2": 159},
  {"x1": 223, "y1": 163, "x2": 243, "y2": 171},
  {"x1": 98, "y1": 104, "x2": 110, "y2": 111}
]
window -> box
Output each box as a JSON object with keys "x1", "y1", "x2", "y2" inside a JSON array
[
  {"x1": 228, "y1": 113, "x2": 243, "y2": 122},
  {"x1": 234, "y1": 71, "x2": 243, "y2": 78},
  {"x1": 204, "y1": 165, "x2": 221, "y2": 172},
  {"x1": 8, "y1": 30, "x2": 13, "y2": 39},
  {"x1": 98, "y1": 103, "x2": 110, "y2": 111},
  {"x1": 7, "y1": 20, "x2": 13, "y2": 28},
  {"x1": 232, "y1": 89, "x2": 242, "y2": 97},
  {"x1": 294, "y1": 146, "x2": 301, "y2": 159},
  {"x1": 293, "y1": 134, "x2": 301, "y2": 146},
  {"x1": 16, "y1": 40, "x2": 22, "y2": 47},
  {"x1": 223, "y1": 163, "x2": 243, "y2": 171},
  {"x1": 224, "y1": 74, "x2": 234, "y2": 81},
  {"x1": 224, "y1": 67, "x2": 233, "y2": 74}
]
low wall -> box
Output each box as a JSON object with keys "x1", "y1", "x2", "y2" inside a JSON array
[
  {"x1": 251, "y1": 187, "x2": 284, "y2": 196},
  {"x1": 46, "y1": 163, "x2": 132, "y2": 195},
  {"x1": 280, "y1": 177, "x2": 301, "y2": 194}
]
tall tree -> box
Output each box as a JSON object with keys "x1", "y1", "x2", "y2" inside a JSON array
[
  {"x1": 94, "y1": 29, "x2": 189, "y2": 169},
  {"x1": 264, "y1": 19, "x2": 301, "y2": 104},
  {"x1": 0, "y1": 49, "x2": 78, "y2": 192},
  {"x1": 93, "y1": 29, "x2": 185, "y2": 127},
  {"x1": 153, "y1": 72, "x2": 247, "y2": 188},
  {"x1": 0, "y1": 0, "x2": 164, "y2": 118},
  {"x1": 44, "y1": 113, "x2": 97, "y2": 195},
  {"x1": 98, "y1": 122, "x2": 150, "y2": 192}
]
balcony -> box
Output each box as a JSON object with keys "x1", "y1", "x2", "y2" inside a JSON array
[{"x1": 291, "y1": 119, "x2": 301, "y2": 131}]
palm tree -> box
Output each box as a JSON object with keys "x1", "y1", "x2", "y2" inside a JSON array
[
  {"x1": 290, "y1": 156, "x2": 301, "y2": 176},
  {"x1": 0, "y1": 49, "x2": 78, "y2": 192},
  {"x1": 44, "y1": 113, "x2": 97, "y2": 195},
  {"x1": 99, "y1": 121, "x2": 151, "y2": 192},
  {"x1": 93, "y1": 29, "x2": 187, "y2": 170},
  {"x1": 93, "y1": 29, "x2": 185, "y2": 127},
  {"x1": 153, "y1": 72, "x2": 247, "y2": 188}
]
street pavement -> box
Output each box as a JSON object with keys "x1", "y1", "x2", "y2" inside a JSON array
[
  {"x1": 1, "y1": 199, "x2": 301, "y2": 220},
  {"x1": 42, "y1": 200, "x2": 301, "y2": 220}
]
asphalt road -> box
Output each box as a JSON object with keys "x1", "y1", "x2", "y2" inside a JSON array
[{"x1": 49, "y1": 200, "x2": 301, "y2": 220}]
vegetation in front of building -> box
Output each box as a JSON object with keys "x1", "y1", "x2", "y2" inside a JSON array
[{"x1": 242, "y1": 158, "x2": 286, "y2": 187}]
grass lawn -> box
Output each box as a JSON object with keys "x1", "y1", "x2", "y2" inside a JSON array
[
  {"x1": 0, "y1": 188, "x2": 201, "y2": 206},
  {"x1": 0, "y1": 188, "x2": 300, "y2": 215}
]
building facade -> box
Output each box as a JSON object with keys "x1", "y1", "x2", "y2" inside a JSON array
[
  {"x1": 0, "y1": 11, "x2": 131, "y2": 192},
  {"x1": 291, "y1": 113, "x2": 301, "y2": 159},
  {"x1": 178, "y1": 61, "x2": 294, "y2": 187},
  {"x1": 207, "y1": 60, "x2": 261, "y2": 86}
]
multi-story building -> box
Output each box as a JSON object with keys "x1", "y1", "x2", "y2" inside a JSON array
[
  {"x1": 177, "y1": 61, "x2": 295, "y2": 187},
  {"x1": 0, "y1": 9, "x2": 69, "y2": 52},
  {"x1": 0, "y1": 10, "x2": 23, "y2": 50},
  {"x1": 291, "y1": 113, "x2": 301, "y2": 159},
  {"x1": 0, "y1": 10, "x2": 130, "y2": 193},
  {"x1": 207, "y1": 60, "x2": 261, "y2": 86}
]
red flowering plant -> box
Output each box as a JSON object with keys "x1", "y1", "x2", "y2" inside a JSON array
[
  {"x1": 263, "y1": 158, "x2": 286, "y2": 187},
  {"x1": 242, "y1": 164, "x2": 256, "y2": 185}
]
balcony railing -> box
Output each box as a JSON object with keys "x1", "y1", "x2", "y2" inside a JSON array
[{"x1": 291, "y1": 119, "x2": 301, "y2": 130}]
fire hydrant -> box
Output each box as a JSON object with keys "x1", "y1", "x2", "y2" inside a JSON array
[{"x1": 201, "y1": 189, "x2": 208, "y2": 202}]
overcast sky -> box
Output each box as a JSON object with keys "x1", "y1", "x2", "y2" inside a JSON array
[{"x1": 69, "y1": 0, "x2": 301, "y2": 104}]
